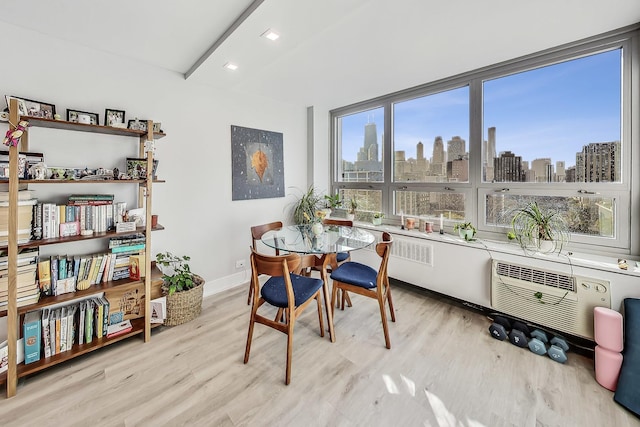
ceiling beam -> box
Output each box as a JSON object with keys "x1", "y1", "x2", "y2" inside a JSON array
[{"x1": 184, "y1": 0, "x2": 266, "y2": 80}]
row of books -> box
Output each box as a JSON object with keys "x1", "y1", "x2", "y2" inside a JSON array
[
  {"x1": 24, "y1": 298, "x2": 133, "y2": 364},
  {"x1": 37, "y1": 246, "x2": 145, "y2": 297},
  {"x1": 33, "y1": 195, "x2": 127, "y2": 239},
  {"x1": 0, "y1": 248, "x2": 39, "y2": 309}
]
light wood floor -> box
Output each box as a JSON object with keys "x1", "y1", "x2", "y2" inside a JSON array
[{"x1": 2, "y1": 283, "x2": 638, "y2": 426}]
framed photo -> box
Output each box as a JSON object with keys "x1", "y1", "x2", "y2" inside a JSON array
[
  {"x1": 104, "y1": 108, "x2": 126, "y2": 127},
  {"x1": 128, "y1": 119, "x2": 149, "y2": 132},
  {"x1": 67, "y1": 109, "x2": 99, "y2": 125},
  {"x1": 126, "y1": 157, "x2": 158, "y2": 179},
  {"x1": 5, "y1": 95, "x2": 55, "y2": 119},
  {"x1": 4, "y1": 96, "x2": 27, "y2": 116},
  {"x1": 153, "y1": 122, "x2": 162, "y2": 133}
]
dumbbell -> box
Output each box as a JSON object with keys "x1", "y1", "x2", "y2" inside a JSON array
[
  {"x1": 548, "y1": 336, "x2": 570, "y2": 363},
  {"x1": 528, "y1": 329, "x2": 548, "y2": 355},
  {"x1": 508, "y1": 321, "x2": 530, "y2": 348},
  {"x1": 488, "y1": 316, "x2": 511, "y2": 341}
]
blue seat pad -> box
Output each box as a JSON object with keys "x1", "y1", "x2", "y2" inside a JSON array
[
  {"x1": 261, "y1": 274, "x2": 324, "y2": 308},
  {"x1": 330, "y1": 262, "x2": 378, "y2": 289},
  {"x1": 336, "y1": 252, "x2": 350, "y2": 263},
  {"x1": 614, "y1": 298, "x2": 640, "y2": 417}
]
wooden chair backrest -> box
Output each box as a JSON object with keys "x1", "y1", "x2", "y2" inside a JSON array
[
  {"x1": 250, "y1": 248, "x2": 301, "y2": 309},
  {"x1": 375, "y1": 232, "x2": 393, "y2": 288},
  {"x1": 251, "y1": 221, "x2": 283, "y2": 254},
  {"x1": 323, "y1": 218, "x2": 353, "y2": 227}
]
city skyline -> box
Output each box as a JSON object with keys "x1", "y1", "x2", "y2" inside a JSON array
[{"x1": 339, "y1": 48, "x2": 621, "y2": 171}]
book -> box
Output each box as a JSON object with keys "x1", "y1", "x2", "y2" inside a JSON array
[
  {"x1": 106, "y1": 320, "x2": 132, "y2": 338},
  {"x1": 58, "y1": 255, "x2": 67, "y2": 280},
  {"x1": 101, "y1": 254, "x2": 112, "y2": 283},
  {"x1": 96, "y1": 253, "x2": 109, "y2": 284},
  {"x1": 66, "y1": 305, "x2": 76, "y2": 350},
  {"x1": 59, "y1": 306, "x2": 68, "y2": 352},
  {"x1": 48, "y1": 310, "x2": 55, "y2": 356},
  {"x1": 101, "y1": 296, "x2": 110, "y2": 335},
  {"x1": 0, "y1": 190, "x2": 35, "y2": 202},
  {"x1": 37, "y1": 259, "x2": 51, "y2": 296},
  {"x1": 50, "y1": 255, "x2": 58, "y2": 295},
  {"x1": 111, "y1": 243, "x2": 145, "y2": 254},
  {"x1": 94, "y1": 298, "x2": 103, "y2": 338},
  {"x1": 85, "y1": 300, "x2": 93, "y2": 344},
  {"x1": 0, "y1": 338, "x2": 25, "y2": 374},
  {"x1": 68, "y1": 194, "x2": 114, "y2": 201},
  {"x1": 42, "y1": 308, "x2": 51, "y2": 358},
  {"x1": 150, "y1": 297, "x2": 166, "y2": 324},
  {"x1": 23, "y1": 311, "x2": 41, "y2": 364},
  {"x1": 78, "y1": 302, "x2": 85, "y2": 345},
  {"x1": 54, "y1": 309, "x2": 61, "y2": 354}
]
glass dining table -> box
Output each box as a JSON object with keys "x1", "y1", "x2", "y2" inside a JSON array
[{"x1": 261, "y1": 224, "x2": 376, "y2": 342}]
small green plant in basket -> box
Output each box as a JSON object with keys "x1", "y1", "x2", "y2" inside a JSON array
[{"x1": 155, "y1": 251, "x2": 199, "y2": 295}]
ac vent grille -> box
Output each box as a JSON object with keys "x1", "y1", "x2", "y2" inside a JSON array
[{"x1": 495, "y1": 261, "x2": 575, "y2": 292}]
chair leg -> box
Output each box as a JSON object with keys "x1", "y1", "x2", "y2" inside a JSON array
[
  {"x1": 344, "y1": 291, "x2": 353, "y2": 308},
  {"x1": 275, "y1": 308, "x2": 284, "y2": 323},
  {"x1": 316, "y1": 294, "x2": 325, "y2": 337},
  {"x1": 378, "y1": 295, "x2": 391, "y2": 349},
  {"x1": 244, "y1": 308, "x2": 258, "y2": 363},
  {"x1": 387, "y1": 285, "x2": 396, "y2": 322},
  {"x1": 247, "y1": 284, "x2": 253, "y2": 305},
  {"x1": 285, "y1": 315, "x2": 295, "y2": 385},
  {"x1": 331, "y1": 283, "x2": 339, "y2": 315}
]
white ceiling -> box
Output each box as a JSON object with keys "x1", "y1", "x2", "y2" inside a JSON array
[{"x1": 2, "y1": 0, "x2": 639, "y2": 110}]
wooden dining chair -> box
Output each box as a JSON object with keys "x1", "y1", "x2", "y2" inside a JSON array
[
  {"x1": 244, "y1": 248, "x2": 325, "y2": 385},
  {"x1": 248, "y1": 221, "x2": 284, "y2": 304},
  {"x1": 330, "y1": 232, "x2": 395, "y2": 348},
  {"x1": 321, "y1": 218, "x2": 353, "y2": 309}
]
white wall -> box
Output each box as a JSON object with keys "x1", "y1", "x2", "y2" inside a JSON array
[{"x1": 0, "y1": 23, "x2": 308, "y2": 296}]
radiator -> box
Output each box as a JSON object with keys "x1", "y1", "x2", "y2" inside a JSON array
[{"x1": 491, "y1": 260, "x2": 611, "y2": 339}]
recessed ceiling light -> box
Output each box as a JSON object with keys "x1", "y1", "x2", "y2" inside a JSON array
[
  {"x1": 223, "y1": 62, "x2": 238, "y2": 71},
  {"x1": 261, "y1": 29, "x2": 280, "y2": 41}
]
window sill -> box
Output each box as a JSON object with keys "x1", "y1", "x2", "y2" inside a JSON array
[{"x1": 356, "y1": 221, "x2": 640, "y2": 278}]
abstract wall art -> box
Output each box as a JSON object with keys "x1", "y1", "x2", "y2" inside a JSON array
[{"x1": 231, "y1": 125, "x2": 285, "y2": 200}]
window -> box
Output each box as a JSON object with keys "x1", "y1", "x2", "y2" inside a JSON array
[
  {"x1": 483, "y1": 50, "x2": 621, "y2": 184},
  {"x1": 331, "y1": 27, "x2": 637, "y2": 254},
  {"x1": 393, "y1": 87, "x2": 470, "y2": 183}
]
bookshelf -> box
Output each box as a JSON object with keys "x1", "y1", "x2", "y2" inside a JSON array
[{"x1": 0, "y1": 98, "x2": 164, "y2": 397}]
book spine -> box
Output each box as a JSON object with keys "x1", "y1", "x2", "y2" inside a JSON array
[
  {"x1": 50, "y1": 256, "x2": 58, "y2": 296},
  {"x1": 54, "y1": 309, "x2": 61, "y2": 355},
  {"x1": 111, "y1": 244, "x2": 145, "y2": 254},
  {"x1": 101, "y1": 297, "x2": 109, "y2": 337},
  {"x1": 23, "y1": 312, "x2": 41, "y2": 364},
  {"x1": 85, "y1": 301, "x2": 93, "y2": 344},
  {"x1": 42, "y1": 308, "x2": 51, "y2": 358},
  {"x1": 78, "y1": 303, "x2": 85, "y2": 345},
  {"x1": 59, "y1": 307, "x2": 67, "y2": 352},
  {"x1": 68, "y1": 194, "x2": 115, "y2": 201},
  {"x1": 37, "y1": 258, "x2": 51, "y2": 296},
  {"x1": 49, "y1": 310, "x2": 56, "y2": 356}
]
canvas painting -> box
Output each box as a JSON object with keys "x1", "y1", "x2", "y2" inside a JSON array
[{"x1": 231, "y1": 125, "x2": 284, "y2": 200}]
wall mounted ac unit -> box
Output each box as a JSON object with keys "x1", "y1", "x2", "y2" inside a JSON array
[{"x1": 491, "y1": 260, "x2": 611, "y2": 339}]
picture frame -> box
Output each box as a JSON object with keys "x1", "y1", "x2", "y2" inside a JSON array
[
  {"x1": 128, "y1": 119, "x2": 149, "y2": 132},
  {"x1": 126, "y1": 157, "x2": 158, "y2": 179},
  {"x1": 153, "y1": 122, "x2": 162, "y2": 133},
  {"x1": 66, "y1": 109, "x2": 99, "y2": 125},
  {"x1": 5, "y1": 95, "x2": 55, "y2": 119},
  {"x1": 104, "y1": 108, "x2": 126, "y2": 127}
]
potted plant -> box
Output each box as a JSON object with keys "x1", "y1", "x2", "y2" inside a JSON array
[
  {"x1": 290, "y1": 185, "x2": 323, "y2": 225},
  {"x1": 323, "y1": 193, "x2": 342, "y2": 217},
  {"x1": 453, "y1": 221, "x2": 476, "y2": 241},
  {"x1": 372, "y1": 212, "x2": 384, "y2": 226},
  {"x1": 510, "y1": 201, "x2": 569, "y2": 254},
  {"x1": 155, "y1": 251, "x2": 205, "y2": 326},
  {"x1": 346, "y1": 197, "x2": 358, "y2": 221}
]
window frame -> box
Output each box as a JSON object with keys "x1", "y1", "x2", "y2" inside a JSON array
[{"x1": 330, "y1": 25, "x2": 639, "y2": 256}]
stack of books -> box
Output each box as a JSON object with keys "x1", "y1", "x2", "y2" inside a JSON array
[
  {"x1": 0, "y1": 190, "x2": 37, "y2": 245},
  {"x1": 0, "y1": 248, "x2": 39, "y2": 309}
]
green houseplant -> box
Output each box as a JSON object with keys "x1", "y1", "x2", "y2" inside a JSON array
[
  {"x1": 453, "y1": 221, "x2": 476, "y2": 241},
  {"x1": 290, "y1": 185, "x2": 323, "y2": 225},
  {"x1": 510, "y1": 201, "x2": 569, "y2": 254},
  {"x1": 155, "y1": 251, "x2": 205, "y2": 325},
  {"x1": 372, "y1": 212, "x2": 384, "y2": 226},
  {"x1": 346, "y1": 197, "x2": 358, "y2": 220}
]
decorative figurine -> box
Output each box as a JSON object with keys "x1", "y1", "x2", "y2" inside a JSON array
[{"x1": 3, "y1": 120, "x2": 29, "y2": 147}]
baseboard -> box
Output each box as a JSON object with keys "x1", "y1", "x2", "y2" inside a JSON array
[{"x1": 202, "y1": 269, "x2": 249, "y2": 298}]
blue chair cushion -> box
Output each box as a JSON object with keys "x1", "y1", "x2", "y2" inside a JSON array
[
  {"x1": 330, "y1": 262, "x2": 378, "y2": 289},
  {"x1": 614, "y1": 298, "x2": 640, "y2": 417},
  {"x1": 336, "y1": 252, "x2": 350, "y2": 263},
  {"x1": 261, "y1": 274, "x2": 324, "y2": 308}
]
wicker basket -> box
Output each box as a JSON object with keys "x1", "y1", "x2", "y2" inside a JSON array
[{"x1": 164, "y1": 275, "x2": 205, "y2": 326}]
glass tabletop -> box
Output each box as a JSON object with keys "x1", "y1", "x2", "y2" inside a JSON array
[{"x1": 261, "y1": 224, "x2": 375, "y2": 255}]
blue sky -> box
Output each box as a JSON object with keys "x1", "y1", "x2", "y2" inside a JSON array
[{"x1": 341, "y1": 48, "x2": 621, "y2": 168}]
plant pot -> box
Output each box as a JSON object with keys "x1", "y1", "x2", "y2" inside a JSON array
[
  {"x1": 312, "y1": 222, "x2": 324, "y2": 236},
  {"x1": 372, "y1": 217, "x2": 382, "y2": 226},
  {"x1": 458, "y1": 229, "x2": 475, "y2": 241},
  {"x1": 164, "y1": 275, "x2": 205, "y2": 326},
  {"x1": 535, "y1": 238, "x2": 555, "y2": 254}
]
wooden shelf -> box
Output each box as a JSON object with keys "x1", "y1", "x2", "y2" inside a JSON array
[
  {"x1": 0, "y1": 225, "x2": 164, "y2": 251},
  {"x1": 21, "y1": 116, "x2": 166, "y2": 139},
  {"x1": 11, "y1": 179, "x2": 166, "y2": 184}
]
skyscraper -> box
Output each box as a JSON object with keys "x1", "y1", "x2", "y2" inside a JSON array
[
  {"x1": 431, "y1": 136, "x2": 445, "y2": 175},
  {"x1": 494, "y1": 151, "x2": 524, "y2": 182},
  {"x1": 575, "y1": 141, "x2": 621, "y2": 182},
  {"x1": 447, "y1": 136, "x2": 466, "y2": 160},
  {"x1": 485, "y1": 127, "x2": 497, "y2": 181}
]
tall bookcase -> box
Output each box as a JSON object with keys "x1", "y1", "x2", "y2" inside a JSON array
[{"x1": 0, "y1": 98, "x2": 164, "y2": 398}]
